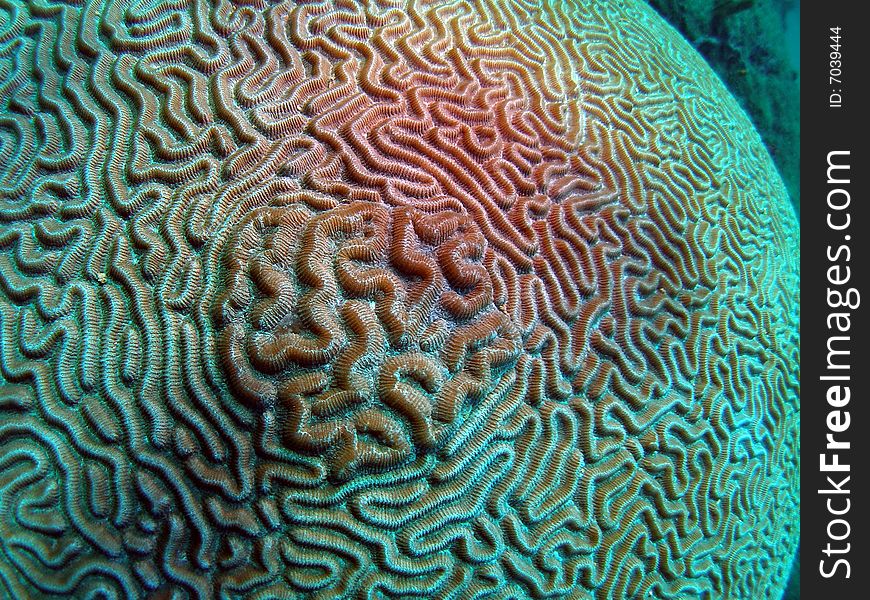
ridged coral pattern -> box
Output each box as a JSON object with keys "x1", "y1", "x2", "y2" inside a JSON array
[{"x1": 0, "y1": 0, "x2": 799, "y2": 598}]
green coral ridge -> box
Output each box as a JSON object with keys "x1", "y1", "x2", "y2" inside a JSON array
[
  {"x1": 646, "y1": 0, "x2": 801, "y2": 215},
  {"x1": 0, "y1": 0, "x2": 799, "y2": 598}
]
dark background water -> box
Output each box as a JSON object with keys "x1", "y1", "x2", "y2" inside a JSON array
[{"x1": 785, "y1": 3, "x2": 799, "y2": 71}]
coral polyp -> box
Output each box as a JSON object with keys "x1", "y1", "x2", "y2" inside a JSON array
[{"x1": 0, "y1": 0, "x2": 799, "y2": 598}]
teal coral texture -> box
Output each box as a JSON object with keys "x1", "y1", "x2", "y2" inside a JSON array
[{"x1": 0, "y1": 0, "x2": 799, "y2": 598}]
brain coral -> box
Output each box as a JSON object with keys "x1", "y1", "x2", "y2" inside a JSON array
[{"x1": 0, "y1": 0, "x2": 799, "y2": 598}]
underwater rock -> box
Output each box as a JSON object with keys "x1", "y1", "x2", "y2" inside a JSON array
[{"x1": 0, "y1": 0, "x2": 799, "y2": 598}]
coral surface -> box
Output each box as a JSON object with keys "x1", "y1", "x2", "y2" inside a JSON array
[
  {"x1": 646, "y1": 0, "x2": 801, "y2": 214},
  {"x1": 0, "y1": 0, "x2": 799, "y2": 598}
]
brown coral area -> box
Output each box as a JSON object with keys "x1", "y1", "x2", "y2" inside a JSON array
[{"x1": 214, "y1": 201, "x2": 522, "y2": 480}]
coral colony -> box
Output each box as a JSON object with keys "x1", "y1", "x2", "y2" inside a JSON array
[{"x1": 0, "y1": 1, "x2": 799, "y2": 598}]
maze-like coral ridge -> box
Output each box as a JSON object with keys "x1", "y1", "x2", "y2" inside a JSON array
[{"x1": 0, "y1": 0, "x2": 800, "y2": 599}]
